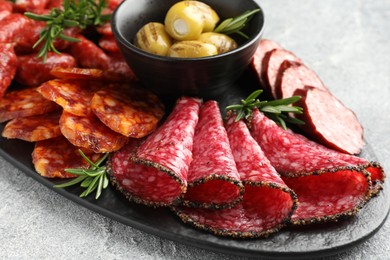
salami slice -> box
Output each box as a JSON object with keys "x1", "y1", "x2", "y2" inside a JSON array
[
  {"x1": 14, "y1": 0, "x2": 49, "y2": 13},
  {"x1": 103, "y1": 53, "x2": 138, "y2": 83},
  {"x1": 90, "y1": 83, "x2": 164, "y2": 138},
  {"x1": 109, "y1": 97, "x2": 202, "y2": 207},
  {"x1": 96, "y1": 22, "x2": 113, "y2": 36},
  {"x1": 59, "y1": 111, "x2": 129, "y2": 153},
  {"x1": 32, "y1": 136, "x2": 101, "y2": 178},
  {"x1": 98, "y1": 35, "x2": 119, "y2": 53},
  {"x1": 0, "y1": 43, "x2": 17, "y2": 97},
  {"x1": 2, "y1": 111, "x2": 61, "y2": 142},
  {"x1": 0, "y1": 0, "x2": 12, "y2": 21},
  {"x1": 262, "y1": 49, "x2": 303, "y2": 99},
  {"x1": 173, "y1": 116, "x2": 297, "y2": 238},
  {"x1": 0, "y1": 87, "x2": 60, "y2": 123},
  {"x1": 0, "y1": 14, "x2": 31, "y2": 44},
  {"x1": 249, "y1": 109, "x2": 372, "y2": 224},
  {"x1": 277, "y1": 61, "x2": 328, "y2": 99},
  {"x1": 37, "y1": 79, "x2": 103, "y2": 116},
  {"x1": 50, "y1": 67, "x2": 104, "y2": 81},
  {"x1": 15, "y1": 53, "x2": 76, "y2": 87},
  {"x1": 182, "y1": 101, "x2": 244, "y2": 209},
  {"x1": 295, "y1": 86, "x2": 364, "y2": 155}
]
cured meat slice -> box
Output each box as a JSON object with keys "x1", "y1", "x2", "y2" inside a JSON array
[
  {"x1": 0, "y1": 0, "x2": 12, "y2": 21},
  {"x1": 15, "y1": 53, "x2": 76, "y2": 87},
  {"x1": 14, "y1": 0, "x2": 50, "y2": 13},
  {"x1": 32, "y1": 136, "x2": 101, "y2": 178},
  {"x1": 103, "y1": 53, "x2": 138, "y2": 83},
  {"x1": 90, "y1": 83, "x2": 164, "y2": 138},
  {"x1": 295, "y1": 86, "x2": 364, "y2": 155},
  {"x1": 173, "y1": 117, "x2": 297, "y2": 238},
  {"x1": 249, "y1": 109, "x2": 371, "y2": 224},
  {"x1": 98, "y1": 35, "x2": 119, "y2": 53},
  {"x1": 262, "y1": 49, "x2": 302, "y2": 99},
  {"x1": 0, "y1": 87, "x2": 60, "y2": 123},
  {"x1": 182, "y1": 101, "x2": 244, "y2": 209},
  {"x1": 0, "y1": 43, "x2": 17, "y2": 97},
  {"x1": 109, "y1": 97, "x2": 202, "y2": 206},
  {"x1": 37, "y1": 79, "x2": 103, "y2": 116},
  {"x1": 59, "y1": 111, "x2": 129, "y2": 153},
  {"x1": 50, "y1": 67, "x2": 104, "y2": 81},
  {"x1": 0, "y1": 14, "x2": 31, "y2": 44},
  {"x1": 2, "y1": 111, "x2": 61, "y2": 142},
  {"x1": 277, "y1": 61, "x2": 328, "y2": 99},
  {"x1": 96, "y1": 22, "x2": 113, "y2": 36},
  {"x1": 252, "y1": 39, "x2": 282, "y2": 84}
]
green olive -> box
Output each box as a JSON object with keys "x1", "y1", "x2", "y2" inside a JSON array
[
  {"x1": 185, "y1": 1, "x2": 220, "y2": 32},
  {"x1": 167, "y1": 40, "x2": 218, "y2": 58},
  {"x1": 134, "y1": 22, "x2": 173, "y2": 56},
  {"x1": 164, "y1": 1, "x2": 204, "y2": 41},
  {"x1": 197, "y1": 32, "x2": 237, "y2": 53}
]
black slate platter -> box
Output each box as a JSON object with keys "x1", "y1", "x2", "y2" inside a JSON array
[{"x1": 0, "y1": 67, "x2": 389, "y2": 259}]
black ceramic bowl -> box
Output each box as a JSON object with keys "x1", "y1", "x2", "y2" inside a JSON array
[{"x1": 112, "y1": 0, "x2": 265, "y2": 98}]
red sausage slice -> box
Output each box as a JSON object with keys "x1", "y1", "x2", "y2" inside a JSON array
[
  {"x1": 0, "y1": 43, "x2": 17, "y2": 97},
  {"x1": 182, "y1": 101, "x2": 244, "y2": 209},
  {"x1": 109, "y1": 97, "x2": 202, "y2": 207}
]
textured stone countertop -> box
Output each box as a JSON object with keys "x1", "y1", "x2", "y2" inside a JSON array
[{"x1": 1, "y1": 0, "x2": 389, "y2": 259}]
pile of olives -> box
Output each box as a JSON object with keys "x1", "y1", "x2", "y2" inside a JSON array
[{"x1": 134, "y1": 1, "x2": 238, "y2": 58}]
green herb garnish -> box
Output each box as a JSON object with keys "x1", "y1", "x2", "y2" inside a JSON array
[
  {"x1": 24, "y1": 0, "x2": 111, "y2": 61},
  {"x1": 54, "y1": 150, "x2": 110, "y2": 199},
  {"x1": 226, "y1": 89, "x2": 305, "y2": 130},
  {"x1": 214, "y1": 9, "x2": 260, "y2": 39}
]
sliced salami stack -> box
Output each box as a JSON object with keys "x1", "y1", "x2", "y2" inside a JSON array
[
  {"x1": 182, "y1": 101, "x2": 244, "y2": 209},
  {"x1": 249, "y1": 109, "x2": 384, "y2": 225},
  {"x1": 109, "y1": 97, "x2": 202, "y2": 207},
  {"x1": 173, "y1": 116, "x2": 297, "y2": 238}
]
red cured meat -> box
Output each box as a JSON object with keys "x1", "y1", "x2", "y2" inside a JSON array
[
  {"x1": 50, "y1": 67, "x2": 104, "y2": 81},
  {"x1": 69, "y1": 35, "x2": 111, "y2": 70},
  {"x1": 98, "y1": 35, "x2": 119, "y2": 53},
  {"x1": 109, "y1": 97, "x2": 202, "y2": 206},
  {"x1": 90, "y1": 83, "x2": 164, "y2": 138},
  {"x1": 37, "y1": 79, "x2": 104, "y2": 116},
  {"x1": 0, "y1": 0, "x2": 12, "y2": 21},
  {"x1": 295, "y1": 86, "x2": 364, "y2": 155},
  {"x1": 249, "y1": 109, "x2": 372, "y2": 224},
  {"x1": 0, "y1": 14, "x2": 32, "y2": 44},
  {"x1": 14, "y1": 0, "x2": 49, "y2": 12},
  {"x1": 277, "y1": 61, "x2": 328, "y2": 99},
  {"x1": 173, "y1": 117, "x2": 297, "y2": 238},
  {"x1": 32, "y1": 136, "x2": 101, "y2": 178},
  {"x1": 2, "y1": 111, "x2": 61, "y2": 142},
  {"x1": 15, "y1": 53, "x2": 76, "y2": 87},
  {"x1": 103, "y1": 53, "x2": 138, "y2": 83},
  {"x1": 0, "y1": 87, "x2": 60, "y2": 123},
  {"x1": 262, "y1": 49, "x2": 302, "y2": 99},
  {"x1": 108, "y1": 0, "x2": 124, "y2": 10},
  {"x1": 96, "y1": 22, "x2": 113, "y2": 36},
  {"x1": 0, "y1": 43, "x2": 17, "y2": 98},
  {"x1": 182, "y1": 101, "x2": 244, "y2": 209}
]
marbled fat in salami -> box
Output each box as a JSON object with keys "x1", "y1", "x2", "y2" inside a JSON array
[
  {"x1": 249, "y1": 109, "x2": 372, "y2": 224},
  {"x1": 90, "y1": 83, "x2": 164, "y2": 138},
  {"x1": 109, "y1": 97, "x2": 202, "y2": 207},
  {"x1": 173, "y1": 116, "x2": 297, "y2": 238},
  {"x1": 0, "y1": 43, "x2": 17, "y2": 97},
  {"x1": 2, "y1": 111, "x2": 61, "y2": 142},
  {"x1": 32, "y1": 136, "x2": 101, "y2": 178},
  {"x1": 0, "y1": 87, "x2": 60, "y2": 123},
  {"x1": 59, "y1": 111, "x2": 129, "y2": 153},
  {"x1": 15, "y1": 53, "x2": 76, "y2": 87},
  {"x1": 182, "y1": 101, "x2": 244, "y2": 209},
  {"x1": 37, "y1": 79, "x2": 103, "y2": 116}
]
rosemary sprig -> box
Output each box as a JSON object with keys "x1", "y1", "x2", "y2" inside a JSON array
[
  {"x1": 54, "y1": 150, "x2": 110, "y2": 199},
  {"x1": 24, "y1": 0, "x2": 111, "y2": 61},
  {"x1": 214, "y1": 9, "x2": 260, "y2": 39},
  {"x1": 226, "y1": 89, "x2": 305, "y2": 130}
]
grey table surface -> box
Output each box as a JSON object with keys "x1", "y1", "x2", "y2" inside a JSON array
[{"x1": 1, "y1": 0, "x2": 389, "y2": 259}]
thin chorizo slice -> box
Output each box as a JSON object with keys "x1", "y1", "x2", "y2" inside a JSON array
[
  {"x1": 2, "y1": 111, "x2": 61, "y2": 142},
  {"x1": 90, "y1": 83, "x2": 164, "y2": 138},
  {"x1": 0, "y1": 87, "x2": 60, "y2": 123},
  {"x1": 59, "y1": 111, "x2": 129, "y2": 153},
  {"x1": 32, "y1": 136, "x2": 101, "y2": 178},
  {"x1": 50, "y1": 67, "x2": 104, "y2": 81}
]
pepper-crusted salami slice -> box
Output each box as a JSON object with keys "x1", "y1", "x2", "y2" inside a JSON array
[
  {"x1": 90, "y1": 83, "x2": 164, "y2": 138},
  {"x1": 173, "y1": 117, "x2": 297, "y2": 238},
  {"x1": 277, "y1": 61, "x2": 328, "y2": 99},
  {"x1": 37, "y1": 79, "x2": 103, "y2": 116},
  {"x1": 294, "y1": 86, "x2": 364, "y2": 155},
  {"x1": 32, "y1": 136, "x2": 101, "y2": 178},
  {"x1": 15, "y1": 53, "x2": 76, "y2": 87},
  {"x1": 59, "y1": 111, "x2": 129, "y2": 153},
  {"x1": 262, "y1": 49, "x2": 303, "y2": 99},
  {"x1": 0, "y1": 43, "x2": 17, "y2": 97},
  {"x1": 109, "y1": 97, "x2": 202, "y2": 207},
  {"x1": 182, "y1": 101, "x2": 244, "y2": 209},
  {"x1": 249, "y1": 109, "x2": 371, "y2": 224},
  {"x1": 2, "y1": 111, "x2": 61, "y2": 142},
  {"x1": 0, "y1": 87, "x2": 60, "y2": 123}
]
